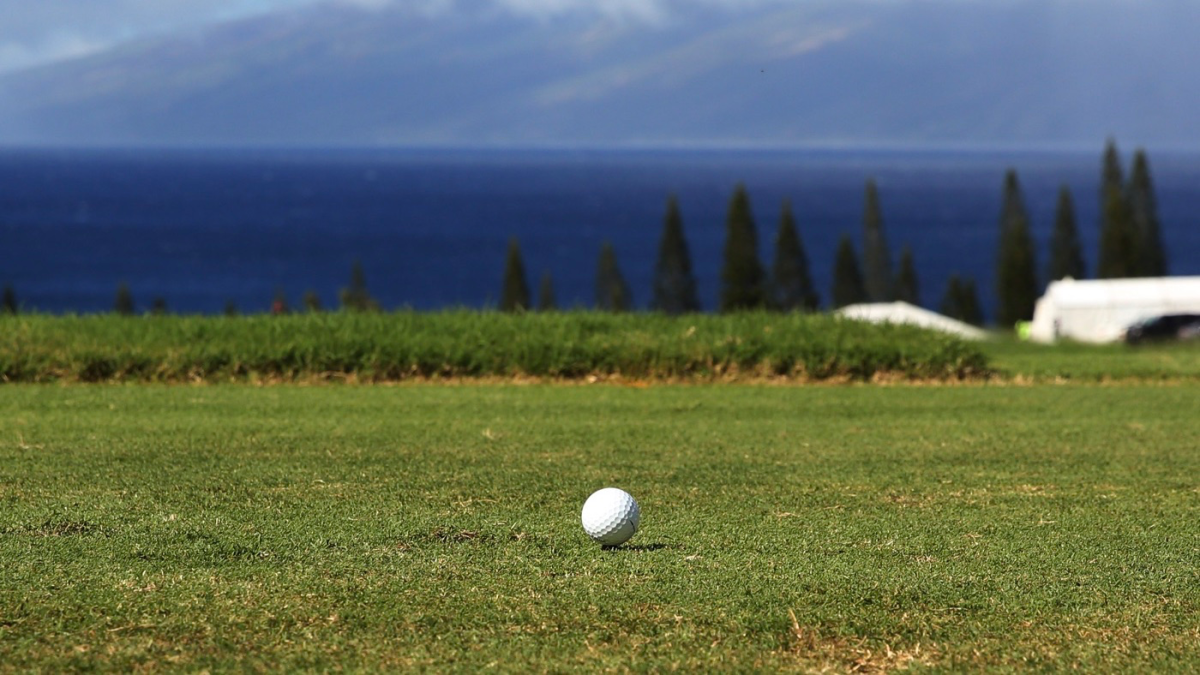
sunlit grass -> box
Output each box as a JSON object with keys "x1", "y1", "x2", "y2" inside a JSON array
[
  {"x1": 0, "y1": 311, "x2": 986, "y2": 383},
  {"x1": 983, "y1": 336, "x2": 1200, "y2": 381},
  {"x1": 1, "y1": 384, "x2": 1196, "y2": 671}
]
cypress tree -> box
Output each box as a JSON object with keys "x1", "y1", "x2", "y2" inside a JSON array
[
  {"x1": 224, "y1": 300, "x2": 239, "y2": 317},
  {"x1": 1047, "y1": 185, "x2": 1085, "y2": 282},
  {"x1": 537, "y1": 271, "x2": 557, "y2": 312},
  {"x1": 1097, "y1": 183, "x2": 1138, "y2": 279},
  {"x1": 2, "y1": 284, "x2": 16, "y2": 314},
  {"x1": 1099, "y1": 138, "x2": 1124, "y2": 248},
  {"x1": 1101, "y1": 138, "x2": 1124, "y2": 211},
  {"x1": 768, "y1": 200, "x2": 819, "y2": 312},
  {"x1": 651, "y1": 196, "x2": 700, "y2": 314},
  {"x1": 894, "y1": 245, "x2": 919, "y2": 306},
  {"x1": 861, "y1": 178, "x2": 894, "y2": 302},
  {"x1": 959, "y1": 278, "x2": 983, "y2": 327},
  {"x1": 719, "y1": 184, "x2": 766, "y2": 312},
  {"x1": 995, "y1": 169, "x2": 1038, "y2": 327},
  {"x1": 114, "y1": 283, "x2": 135, "y2": 316},
  {"x1": 1097, "y1": 139, "x2": 1137, "y2": 278},
  {"x1": 1128, "y1": 149, "x2": 1167, "y2": 277},
  {"x1": 499, "y1": 238, "x2": 531, "y2": 313},
  {"x1": 940, "y1": 276, "x2": 984, "y2": 326},
  {"x1": 595, "y1": 242, "x2": 632, "y2": 312},
  {"x1": 831, "y1": 234, "x2": 867, "y2": 309},
  {"x1": 303, "y1": 290, "x2": 323, "y2": 312},
  {"x1": 340, "y1": 260, "x2": 380, "y2": 311},
  {"x1": 150, "y1": 297, "x2": 168, "y2": 316},
  {"x1": 939, "y1": 275, "x2": 964, "y2": 321}
]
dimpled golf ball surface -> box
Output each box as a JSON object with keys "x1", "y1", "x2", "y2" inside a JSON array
[{"x1": 581, "y1": 488, "x2": 640, "y2": 546}]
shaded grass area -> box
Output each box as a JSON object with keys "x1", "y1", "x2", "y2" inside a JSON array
[
  {"x1": 983, "y1": 337, "x2": 1200, "y2": 381},
  {"x1": 0, "y1": 312, "x2": 987, "y2": 383},
  {"x1": 1, "y1": 385, "x2": 1197, "y2": 671}
]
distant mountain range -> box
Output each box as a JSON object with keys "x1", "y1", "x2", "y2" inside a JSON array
[{"x1": 1, "y1": 0, "x2": 1198, "y2": 148}]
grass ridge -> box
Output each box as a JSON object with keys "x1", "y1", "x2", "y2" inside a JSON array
[{"x1": 0, "y1": 311, "x2": 988, "y2": 383}]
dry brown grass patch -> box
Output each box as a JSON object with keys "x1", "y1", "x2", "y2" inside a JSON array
[{"x1": 785, "y1": 610, "x2": 938, "y2": 673}]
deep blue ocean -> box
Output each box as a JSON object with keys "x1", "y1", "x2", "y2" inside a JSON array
[{"x1": 1, "y1": 147, "x2": 1198, "y2": 318}]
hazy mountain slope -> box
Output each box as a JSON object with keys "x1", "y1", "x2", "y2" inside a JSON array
[{"x1": 0, "y1": 0, "x2": 1197, "y2": 147}]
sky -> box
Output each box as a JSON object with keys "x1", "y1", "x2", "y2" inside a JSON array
[
  {"x1": 0, "y1": 0, "x2": 322, "y2": 74},
  {"x1": 0, "y1": 0, "x2": 787, "y2": 74}
]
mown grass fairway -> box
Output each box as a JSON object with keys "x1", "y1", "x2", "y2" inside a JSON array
[
  {"x1": 984, "y1": 338, "x2": 1200, "y2": 382},
  {"x1": 1, "y1": 384, "x2": 1197, "y2": 671}
]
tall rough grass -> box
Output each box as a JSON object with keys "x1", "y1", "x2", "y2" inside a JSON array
[{"x1": 0, "y1": 312, "x2": 989, "y2": 383}]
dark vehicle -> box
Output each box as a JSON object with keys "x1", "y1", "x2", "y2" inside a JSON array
[{"x1": 1123, "y1": 313, "x2": 1200, "y2": 344}]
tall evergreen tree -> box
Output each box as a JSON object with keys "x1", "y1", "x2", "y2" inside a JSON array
[
  {"x1": 1, "y1": 284, "x2": 16, "y2": 314},
  {"x1": 1128, "y1": 149, "x2": 1167, "y2": 277},
  {"x1": 340, "y1": 260, "x2": 380, "y2": 311},
  {"x1": 768, "y1": 200, "x2": 819, "y2": 311},
  {"x1": 652, "y1": 196, "x2": 700, "y2": 314},
  {"x1": 537, "y1": 271, "x2": 557, "y2": 312},
  {"x1": 113, "y1": 283, "x2": 135, "y2": 316},
  {"x1": 939, "y1": 275, "x2": 984, "y2": 326},
  {"x1": 894, "y1": 246, "x2": 920, "y2": 306},
  {"x1": 1097, "y1": 139, "x2": 1138, "y2": 278},
  {"x1": 719, "y1": 184, "x2": 766, "y2": 312},
  {"x1": 1047, "y1": 185, "x2": 1086, "y2": 282},
  {"x1": 861, "y1": 178, "x2": 894, "y2": 302},
  {"x1": 831, "y1": 234, "x2": 867, "y2": 309},
  {"x1": 959, "y1": 278, "x2": 984, "y2": 327},
  {"x1": 939, "y1": 275, "x2": 964, "y2": 321},
  {"x1": 499, "y1": 238, "x2": 531, "y2": 312},
  {"x1": 1101, "y1": 138, "x2": 1124, "y2": 209},
  {"x1": 995, "y1": 169, "x2": 1038, "y2": 327},
  {"x1": 1097, "y1": 182, "x2": 1138, "y2": 279},
  {"x1": 303, "y1": 290, "x2": 323, "y2": 312},
  {"x1": 595, "y1": 242, "x2": 632, "y2": 312}
]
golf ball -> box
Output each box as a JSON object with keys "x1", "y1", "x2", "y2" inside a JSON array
[{"x1": 581, "y1": 487, "x2": 640, "y2": 546}]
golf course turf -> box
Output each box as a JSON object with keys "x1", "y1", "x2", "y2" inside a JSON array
[{"x1": 1, "y1": 383, "x2": 1196, "y2": 671}]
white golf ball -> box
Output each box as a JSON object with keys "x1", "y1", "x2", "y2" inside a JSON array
[{"x1": 581, "y1": 487, "x2": 640, "y2": 546}]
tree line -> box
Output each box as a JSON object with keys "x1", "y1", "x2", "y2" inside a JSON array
[
  {"x1": 499, "y1": 179, "x2": 921, "y2": 316},
  {"x1": 498, "y1": 178, "x2": 968, "y2": 320},
  {"x1": 0, "y1": 140, "x2": 1165, "y2": 327},
  {"x1": 502, "y1": 139, "x2": 1165, "y2": 329},
  {"x1": 1, "y1": 261, "x2": 385, "y2": 318}
]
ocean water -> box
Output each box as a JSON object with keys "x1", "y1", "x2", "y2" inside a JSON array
[{"x1": 1, "y1": 147, "x2": 1198, "y2": 318}]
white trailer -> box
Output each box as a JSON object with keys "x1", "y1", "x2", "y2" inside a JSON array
[{"x1": 1029, "y1": 276, "x2": 1200, "y2": 343}]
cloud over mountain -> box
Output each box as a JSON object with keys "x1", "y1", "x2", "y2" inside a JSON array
[{"x1": 0, "y1": 0, "x2": 1197, "y2": 148}]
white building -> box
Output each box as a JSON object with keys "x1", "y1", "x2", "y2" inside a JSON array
[
  {"x1": 836, "y1": 301, "x2": 988, "y2": 340},
  {"x1": 1029, "y1": 276, "x2": 1200, "y2": 343}
]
